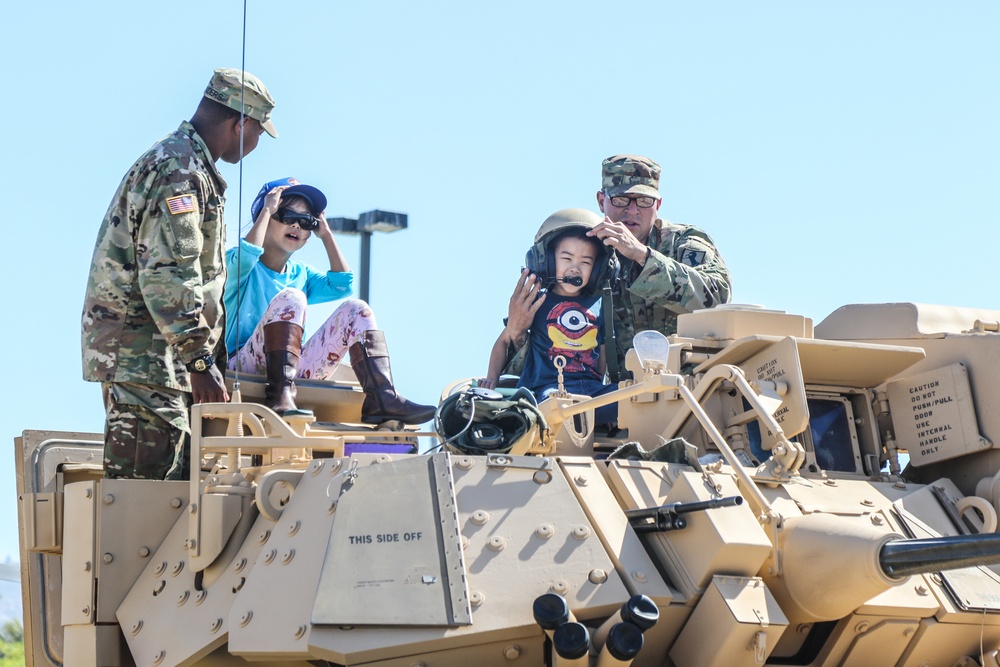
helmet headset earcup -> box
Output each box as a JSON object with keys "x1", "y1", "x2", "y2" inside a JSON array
[
  {"x1": 524, "y1": 242, "x2": 553, "y2": 285},
  {"x1": 523, "y1": 235, "x2": 563, "y2": 289},
  {"x1": 585, "y1": 247, "x2": 620, "y2": 295}
]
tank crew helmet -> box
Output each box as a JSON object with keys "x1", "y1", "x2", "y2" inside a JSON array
[{"x1": 524, "y1": 208, "x2": 619, "y2": 296}]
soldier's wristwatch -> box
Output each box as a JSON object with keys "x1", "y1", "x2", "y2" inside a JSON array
[{"x1": 186, "y1": 354, "x2": 215, "y2": 374}]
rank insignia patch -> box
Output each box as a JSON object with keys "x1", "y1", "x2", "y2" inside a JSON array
[{"x1": 166, "y1": 194, "x2": 197, "y2": 215}]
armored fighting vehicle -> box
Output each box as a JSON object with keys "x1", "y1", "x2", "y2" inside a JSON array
[{"x1": 15, "y1": 301, "x2": 1000, "y2": 666}]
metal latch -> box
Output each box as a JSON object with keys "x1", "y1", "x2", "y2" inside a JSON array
[
  {"x1": 749, "y1": 630, "x2": 767, "y2": 665},
  {"x1": 486, "y1": 454, "x2": 553, "y2": 483}
]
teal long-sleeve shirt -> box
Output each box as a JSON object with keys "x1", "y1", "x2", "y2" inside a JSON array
[{"x1": 223, "y1": 238, "x2": 354, "y2": 354}]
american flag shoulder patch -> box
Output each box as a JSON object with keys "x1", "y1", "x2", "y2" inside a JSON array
[{"x1": 166, "y1": 194, "x2": 197, "y2": 215}]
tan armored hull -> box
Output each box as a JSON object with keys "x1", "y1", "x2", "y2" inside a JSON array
[{"x1": 16, "y1": 303, "x2": 1000, "y2": 666}]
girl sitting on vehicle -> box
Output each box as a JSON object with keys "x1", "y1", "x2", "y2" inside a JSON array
[{"x1": 223, "y1": 177, "x2": 435, "y2": 424}]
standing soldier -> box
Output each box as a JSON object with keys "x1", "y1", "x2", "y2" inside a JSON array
[
  {"x1": 82, "y1": 68, "x2": 277, "y2": 480},
  {"x1": 589, "y1": 154, "x2": 732, "y2": 370}
]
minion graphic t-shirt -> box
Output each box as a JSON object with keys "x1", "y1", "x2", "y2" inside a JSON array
[{"x1": 517, "y1": 293, "x2": 605, "y2": 392}]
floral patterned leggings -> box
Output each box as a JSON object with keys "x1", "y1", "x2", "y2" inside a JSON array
[{"x1": 228, "y1": 288, "x2": 376, "y2": 380}]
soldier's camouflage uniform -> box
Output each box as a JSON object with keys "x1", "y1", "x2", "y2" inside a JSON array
[
  {"x1": 599, "y1": 154, "x2": 732, "y2": 371},
  {"x1": 82, "y1": 120, "x2": 227, "y2": 480},
  {"x1": 608, "y1": 218, "x2": 731, "y2": 369}
]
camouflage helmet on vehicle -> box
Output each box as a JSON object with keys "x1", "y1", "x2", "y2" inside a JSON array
[{"x1": 524, "y1": 208, "x2": 619, "y2": 296}]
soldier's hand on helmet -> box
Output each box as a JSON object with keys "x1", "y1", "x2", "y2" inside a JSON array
[
  {"x1": 478, "y1": 377, "x2": 498, "y2": 390},
  {"x1": 506, "y1": 269, "x2": 546, "y2": 338},
  {"x1": 190, "y1": 366, "x2": 230, "y2": 404},
  {"x1": 589, "y1": 217, "x2": 648, "y2": 264}
]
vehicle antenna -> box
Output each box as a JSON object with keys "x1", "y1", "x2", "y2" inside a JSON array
[
  {"x1": 231, "y1": 0, "x2": 249, "y2": 431},
  {"x1": 233, "y1": 0, "x2": 249, "y2": 390}
]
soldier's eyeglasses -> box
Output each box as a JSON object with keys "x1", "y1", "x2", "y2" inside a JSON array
[
  {"x1": 276, "y1": 209, "x2": 320, "y2": 231},
  {"x1": 608, "y1": 195, "x2": 658, "y2": 209}
]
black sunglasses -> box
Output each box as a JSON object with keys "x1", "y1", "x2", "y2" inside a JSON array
[{"x1": 276, "y1": 208, "x2": 320, "y2": 231}]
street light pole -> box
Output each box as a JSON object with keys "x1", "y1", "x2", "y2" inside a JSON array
[
  {"x1": 358, "y1": 231, "x2": 372, "y2": 303},
  {"x1": 327, "y1": 210, "x2": 408, "y2": 306}
]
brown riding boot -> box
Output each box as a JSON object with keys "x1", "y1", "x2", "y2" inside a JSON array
[
  {"x1": 263, "y1": 321, "x2": 312, "y2": 417},
  {"x1": 349, "y1": 330, "x2": 436, "y2": 425}
]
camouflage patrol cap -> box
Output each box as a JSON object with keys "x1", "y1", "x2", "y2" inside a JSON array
[
  {"x1": 204, "y1": 68, "x2": 278, "y2": 138},
  {"x1": 601, "y1": 154, "x2": 661, "y2": 198}
]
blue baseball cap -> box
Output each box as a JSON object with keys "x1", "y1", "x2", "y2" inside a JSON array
[{"x1": 250, "y1": 177, "x2": 328, "y2": 221}]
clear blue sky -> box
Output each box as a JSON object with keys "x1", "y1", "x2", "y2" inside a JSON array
[{"x1": 2, "y1": 1, "x2": 997, "y2": 562}]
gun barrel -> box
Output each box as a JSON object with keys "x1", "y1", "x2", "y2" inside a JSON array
[
  {"x1": 625, "y1": 495, "x2": 743, "y2": 521},
  {"x1": 674, "y1": 495, "x2": 744, "y2": 515},
  {"x1": 879, "y1": 532, "x2": 1000, "y2": 578},
  {"x1": 625, "y1": 496, "x2": 743, "y2": 533}
]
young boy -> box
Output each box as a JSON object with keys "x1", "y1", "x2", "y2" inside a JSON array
[{"x1": 483, "y1": 209, "x2": 619, "y2": 424}]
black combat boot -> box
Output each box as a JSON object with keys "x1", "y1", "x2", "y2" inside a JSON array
[
  {"x1": 263, "y1": 321, "x2": 312, "y2": 417},
  {"x1": 349, "y1": 330, "x2": 436, "y2": 425}
]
